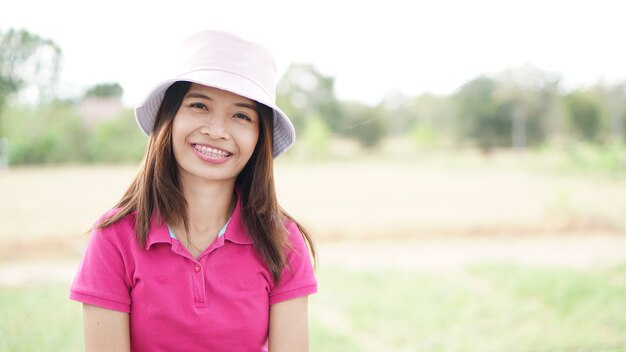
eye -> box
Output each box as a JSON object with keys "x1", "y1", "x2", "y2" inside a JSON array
[
  {"x1": 234, "y1": 112, "x2": 252, "y2": 122},
  {"x1": 188, "y1": 102, "x2": 207, "y2": 111}
]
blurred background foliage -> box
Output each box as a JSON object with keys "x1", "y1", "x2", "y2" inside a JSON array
[{"x1": 1, "y1": 27, "x2": 625, "y2": 177}]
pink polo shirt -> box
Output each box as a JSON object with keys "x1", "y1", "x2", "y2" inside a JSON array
[{"x1": 70, "y1": 198, "x2": 317, "y2": 352}]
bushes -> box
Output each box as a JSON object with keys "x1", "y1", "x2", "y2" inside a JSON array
[
  {"x1": 3, "y1": 101, "x2": 87, "y2": 164},
  {"x1": 1, "y1": 102, "x2": 145, "y2": 165},
  {"x1": 536, "y1": 141, "x2": 626, "y2": 178},
  {"x1": 88, "y1": 110, "x2": 146, "y2": 163}
]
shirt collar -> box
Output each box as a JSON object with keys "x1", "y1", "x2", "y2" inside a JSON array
[
  {"x1": 144, "y1": 191, "x2": 254, "y2": 250},
  {"x1": 221, "y1": 193, "x2": 254, "y2": 245},
  {"x1": 145, "y1": 213, "x2": 172, "y2": 250}
]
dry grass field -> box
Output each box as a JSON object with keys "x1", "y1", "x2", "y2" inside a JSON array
[
  {"x1": 0, "y1": 152, "x2": 625, "y2": 272},
  {"x1": 1, "y1": 153, "x2": 626, "y2": 250}
]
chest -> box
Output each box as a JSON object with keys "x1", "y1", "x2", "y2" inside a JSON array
[{"x1": 127, "y1": 242, "x2": 273, "y2": 351}]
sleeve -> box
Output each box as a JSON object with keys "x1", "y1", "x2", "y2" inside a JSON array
[
  {"x1": 69, "y1": 221, "x2": 132, "y2": 313},
  {"x1": 269, "y1": 221, "x2": 318, "y2": 305}
]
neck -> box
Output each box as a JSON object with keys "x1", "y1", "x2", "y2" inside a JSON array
[{"x1": 180, "y1": 177, "x2": 237, "y2": 234}]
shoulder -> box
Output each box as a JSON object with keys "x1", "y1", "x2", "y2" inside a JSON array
[
  {"x1": 270, "y1": 217, "x2": 317, "y2": 303},
  {"x1": 96, "y1": 207, "x2": 135, "y2": 226},
  {"x1": 92, "y1": 208, "x2": 137, "y2": 245},
  {"x1": 283, "y1": 218, "x2": 306, "y2": 247},
  {"x1": 283, "y1": 218, "x2": 301, "y2": 237},
  {"x1": 281, "y1": 217, "x2": 312, "y2": 260}
]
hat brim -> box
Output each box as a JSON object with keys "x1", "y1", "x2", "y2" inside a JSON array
[{"x1": 134, "y1": 69, "x2": 295, "y2": 158}]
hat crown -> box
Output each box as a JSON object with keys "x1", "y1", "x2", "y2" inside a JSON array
[{"x1": 179, "y1": 31, "x2": 277, "y2": 102}]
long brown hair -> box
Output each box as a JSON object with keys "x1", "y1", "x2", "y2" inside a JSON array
[{"x1": 100, "y1": 81, "x2": 316, "y2": 282}]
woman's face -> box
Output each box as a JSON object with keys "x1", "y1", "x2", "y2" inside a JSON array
[{"x1": 171, "y1": 83, "x2": 260, "y2": 186}]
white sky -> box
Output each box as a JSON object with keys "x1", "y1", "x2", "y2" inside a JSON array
[{"x1": 1, "y1": 0, "x2": 626, "y2": 106}]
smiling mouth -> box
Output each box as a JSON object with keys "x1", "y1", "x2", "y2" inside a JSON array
[{"x1": 192, "y1": 144, "x2": 232, "y2": 159}]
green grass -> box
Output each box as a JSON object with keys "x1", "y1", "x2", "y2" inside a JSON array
[
  {"x1": 1, "y1": 264, "x2": 626, "y2": 351},
  {"x1": 532, "y1": 141, "x2": 626, "y2": 180},
  {"x1": 309, "y1": 264, "x2": 626, "y2": 352},
  {"x1": 0, "y1": 283, "x2": 82, "y2": 352}
]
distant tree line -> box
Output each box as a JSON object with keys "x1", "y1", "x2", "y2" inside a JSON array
[
  {"x1": 1, "y1": 28, "x2": 625, "y2": 165},
  {"x1": 278, "y1": 62, "x2": 625, "y2": 153}
]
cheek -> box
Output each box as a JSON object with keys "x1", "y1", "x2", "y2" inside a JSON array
[
  {"x1": 230, "y1": 123, "x2": 259, "y2": 153},
  {"x1": 171, "y1": 116, "x2": 189, "y2": 155},
  {"x1": 243, "y1": 128, "x2": 260, "y2": 155}
]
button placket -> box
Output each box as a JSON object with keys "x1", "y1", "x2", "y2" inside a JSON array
[{"x1": 192, "y1": 262, "x2": 205, "y2": 305}]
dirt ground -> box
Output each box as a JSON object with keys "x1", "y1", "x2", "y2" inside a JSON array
[
  {"x1": 1, "y1": 233, "x2": 626, "y2": 287},
  {"x1": 317, "y1": 233, "x2": 626, "y2": 272}
]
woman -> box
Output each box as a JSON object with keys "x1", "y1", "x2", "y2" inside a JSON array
[{"x1": 70, "y1": 30, "x2": 317, "y2": 352}]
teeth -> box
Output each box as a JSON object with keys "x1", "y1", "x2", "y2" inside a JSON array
[{"x1": 194, "y1": 144, "x2": 229, "y2": 158}]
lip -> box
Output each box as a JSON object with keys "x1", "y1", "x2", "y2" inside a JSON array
[{"x1": 191, "y1": 143, "x2": 232, "y2": 164}]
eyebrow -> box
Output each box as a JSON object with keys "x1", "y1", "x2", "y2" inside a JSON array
[{"x1": 185, "y1": 92, "x2": 257, "y2": 111}]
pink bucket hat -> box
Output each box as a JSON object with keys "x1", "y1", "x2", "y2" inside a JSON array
[{"x1": 134, "y1": 30, "x2": 295, "y2": 158}]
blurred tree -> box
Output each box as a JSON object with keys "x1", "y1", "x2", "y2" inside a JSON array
[
  {"x1": 88, "y1": 108, "x2": 146, "y2": 162},
  {"x1": 276, "y1": 63, "x2": 342, "y2": 134},
  {"x1": 453, "y1": 67, "x2": 563, "y2": 151},
  {"x1": 0, "y1": 28, "x2": 62, "y2": 135},
  {"x1": 379, "y1": 91, "x2": 452, "y2": 149},
  {"x1": 84, "y1": 82, "x2": 123, "y2": 99},
  {"x1": 299, "y1": 113, "x2": 331, "y2": 159},
  {"x1": 453, "y1": 76, "x2": 510, "y2": 151},
  {"x1": 4, "y1": 100, "x2": 88, "y2": 164},
  {"x1": 380, "y1": 89, "x2": 416, "y2": 135},
  {"x1": 495, "y1": 65, "x2": 562, "y2": 150},
  {"x1": 3, "y1": 101, "x2": 145, "y2": 165},
  {"x1": 342, "y1": 101, "x2": 386, "y2": 149},
  {"x1": 563, "y1": 90, "x2": 605, "y2": 142},
  {"x1": 539, "y1": 79, "x2": 565, "y2": 144},
  {"x1": 597, "y1": 83, "x2": 626, "y2": 142},
  {"x1": 412, "y1": 93, "x2": 452, "y2": 148}
]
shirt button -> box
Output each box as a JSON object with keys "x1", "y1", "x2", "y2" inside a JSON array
[{"x1": 194, "y1": 264, "x2": 201, "y2": 273}]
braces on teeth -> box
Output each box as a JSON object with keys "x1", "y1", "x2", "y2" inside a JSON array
[{"x1": 195, "y1": 144, "x2": 229, "y2": 158}]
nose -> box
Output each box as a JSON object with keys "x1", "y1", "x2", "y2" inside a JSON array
[{"x1": 200, "y1": 111, "x2": 229, "y2": 139}]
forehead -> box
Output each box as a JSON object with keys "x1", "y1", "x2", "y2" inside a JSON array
[{"x1": 186, "y1": 83, "x2": 256, "y2": 106}]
